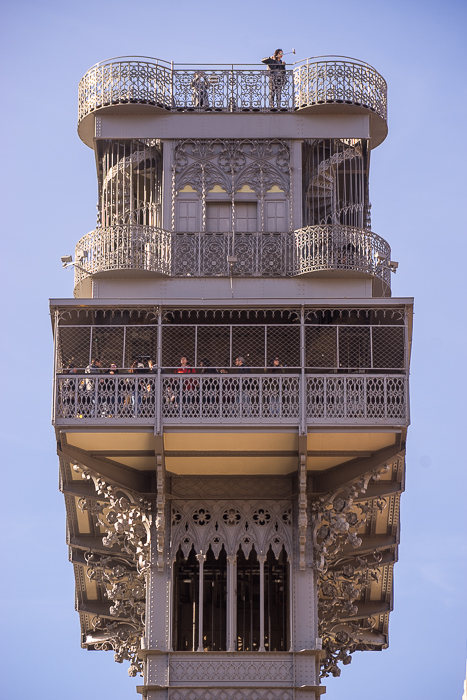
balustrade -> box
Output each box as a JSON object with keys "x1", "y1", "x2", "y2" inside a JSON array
[
  {"x1": 78, "y1": 57, "x2": 387, "y2": 123},
  {"x1": 74, "y1": 225, "x2": 391, "y2": 285},
  {"x1": 54, "y1": 373, "x2": 407, "y2": 427}
]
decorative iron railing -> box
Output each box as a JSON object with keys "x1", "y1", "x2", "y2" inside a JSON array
[
  {"x1": 294, "y1": 225, "x2": 391, "y2": 285},
  {"x1": 77, "y1": 56, "x2": 387, "y2": 123},
  {"x1": 171, "y1": 231, "x2": 293, "y2": 277},
  {"x1": 74, "y1": 225, "x2": 391, "y2": 286},
  {"x1": 74, "y1": 225, "x2": 171, "y2": 286},
  {"x1": 293, "y1": 59, "x2": 387, "y2": 119},
  {"x1": 54, "y1": 373, "x2": 407, "y2": 426}
]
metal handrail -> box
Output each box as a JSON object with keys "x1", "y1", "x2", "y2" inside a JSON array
[{"x1": 83, "y1": 55, "x2": 379, "y2": 69}]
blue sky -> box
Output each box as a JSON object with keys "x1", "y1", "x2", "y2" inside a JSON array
[{"x1": 0, "y1": 0, "x2": 466, "y2": 697}]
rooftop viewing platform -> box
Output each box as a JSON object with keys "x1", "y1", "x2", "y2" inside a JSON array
[{"x1": 78, "y1": 55, "x2": 388, "y2": 146}]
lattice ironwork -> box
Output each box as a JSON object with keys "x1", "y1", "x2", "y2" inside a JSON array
[
  {"x1": 161, "y1": 375, "x2": 301, "y2": 422},
  {"x1": 305, "y1": 327, "x2": 337, "y2": 369},
  {"x1": 372, "y1": 327, "x2": 405, "y2": 369},
  {"x1": 171, "y1": 232, "x2": 293, "y2": 277},
  {"x1": 74, "y1": 225, "x2": 171, "y2": 287},
  {"x1": 55, "y1": 375, "x2": 157, "y2": 419},
  {"x1": 305, "y1": 325, "x2": 405, "y2": 370},
  {"x1": 306, "y1": 375, "x2": 406, "y2": 422},
  {"x1": 124, "y1": 326, "x2": 158, "y2": 368},
  {"x1": 91, "y1": 327, "x2": 125, "y2": 369},
  {"x1": 293, "y1": 59, "x2": 387, "y2": 121},
  {"x1": 57, "y1": 326, "x2": 92, "y2": 370},
  {"x1": 54, "y1": 373, "x2": 406, "y2": 424},
  {"x1": 71, "y1": 225, "x2": 391, "y2": 287},
  {"x1": 338, "y1": 327, "x2": 371, "y2": 369},
  {"x1": 78, "y1": 57, "x2": 387, "y2": 123},
  {"x1": 294, "y1": 225, "x2": 391, "y2": 288},
  {"x1": 56, "y1": 320, "x2": 405, "y2": 373}
]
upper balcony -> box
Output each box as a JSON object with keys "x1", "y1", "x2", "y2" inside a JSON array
[
  {"x1": 77, "y1": 55, "x2": 388, "y2": 147},
  {"x1": 73, "y1": 224, "x2": 392, "y2": 295}
]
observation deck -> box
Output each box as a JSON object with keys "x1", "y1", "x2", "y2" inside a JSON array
[{"x1": 78, "y1": 55, "x2": 388, "y2": 147}]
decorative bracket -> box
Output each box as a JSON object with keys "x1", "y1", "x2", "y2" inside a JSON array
[
  {"x1": 155, "y1": 455, "x2": 166, "y2": 571},
  {"x1": 299, "y1": 454, "x2": 308, "y2": 570}
]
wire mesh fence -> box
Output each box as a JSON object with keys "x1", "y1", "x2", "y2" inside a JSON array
[{"x1": 56, "y1": 322, "x2": 405, "y2": 372}]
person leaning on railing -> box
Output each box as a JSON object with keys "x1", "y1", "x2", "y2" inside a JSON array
[{"x1": 262, "y1": 49, "x2": 286, "y2": 109}]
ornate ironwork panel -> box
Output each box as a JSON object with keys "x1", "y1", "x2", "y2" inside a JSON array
[
  {"x1": 294, "y1": 225, "x2": 391, "y2": 287},
  {"x1": 293, "y1": 59, "x2": 387, "y2": 121},
  {"x1": 74, "y1": 225, "x2": 171, "y2": 286},
  {"x1": 171, "y1": 500, "x2": 292, "y2": 559},
  {"x1": 161, "y1": 375, "x2": 301, "y2": 423},
  {"x1": 78, "y1": 58, "x2": 387, "y2": 122},
  {"x1": 306, "y1": 374, "x2": 406, "y2": 423}
]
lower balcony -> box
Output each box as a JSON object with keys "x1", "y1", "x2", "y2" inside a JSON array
[
  {"x1": 54, "y1": 373, "x2": 408, "y2": 428},
  {"x1": 74, "y1": 225, "x2": 391, "y2": 289}
]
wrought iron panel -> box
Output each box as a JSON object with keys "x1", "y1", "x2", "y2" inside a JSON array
[
  {"x1": 74, "y1": 225, "x2": 171, "y2": 287},
  {"x1": 305, "y1": 374, "x2": 406, "y2": 423},
  {"x1": 54, "y1": 373, "x2": 406, "y2": 425},
  {"x1": 78, "y1": 58, "x2": 386, "y2": 122},
  {"x1": 161, "y1": 375, "x2": 300, "y2": 422},
  {"x1": 293, "y1": 60, "x2": 387, "y2": 121},
  {"x1": 294, "y1": 225, "x2": 391, "y2": 288},
  {"x1": 201, "y1": 233, "x2": 229, "y2": 276}
]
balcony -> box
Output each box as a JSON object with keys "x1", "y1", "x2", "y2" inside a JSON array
[
  {"x1": 74, "y1": 225, "x2": 391, "y2": 289},
  {"x1": 54, "y1": 372, "x2": 407, "y2": 428},
  {"x1": 78, "y1": 56, "x2": 387, "y2": 141}
]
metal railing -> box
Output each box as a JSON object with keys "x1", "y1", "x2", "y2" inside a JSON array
[
  {"x1": 172, "y1": 231, "x2": 293, "y2": 277},
  {"x1": 74, "y1": 225, "x2": 171, "y2": 286},
  {"x1": 294, "y1": 225, "x2": 391, "y2": 285},
  {"x1": 54, "y1": 373, "x2": 407, "y2": 426},
  {"x1": 74, "y1": 225, "x2": 391, "y2": 286},
  {"x1": 77, "y1": 56, "x2": 387, "y2": 123}
]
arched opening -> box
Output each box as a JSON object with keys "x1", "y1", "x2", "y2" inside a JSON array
[
  {"x1": 173, "y1": 547, "x2": 199, "y2": 651},
  {"x1": 203, "y1": 547, "x2": 227, "y2": 650},
  {"x1": 236, "y1": 547, "x2": 260, "y2": 651},
  {"x1": 264, "y1": 547, "x2": 289, "y2": 651}
]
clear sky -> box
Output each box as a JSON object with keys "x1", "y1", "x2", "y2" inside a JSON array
[{"x1": 0, "y1": 0, "x2": 466, "y2": 698}]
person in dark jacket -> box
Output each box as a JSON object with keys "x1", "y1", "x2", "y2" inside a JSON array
[{"x1": 262, "y1": 49, "x2": 286, "y2": 108}]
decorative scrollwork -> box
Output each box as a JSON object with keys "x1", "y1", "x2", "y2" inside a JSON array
[
  {"x1": 78, "y1": 57, "x2": 387, "y2": 125},
  {"x1": 311, "y1": 465, "x2": 390, "y2": 677},
  {"x1": 73, "y1": 464, "x2": 152, "y2": 675},
  {"x1": 171, "y1": 500, "x2": 292, "y2": 559}
]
